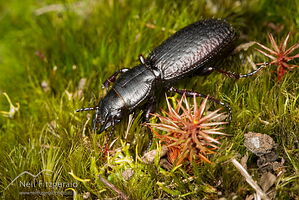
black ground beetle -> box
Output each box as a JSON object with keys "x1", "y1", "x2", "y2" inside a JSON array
[{"x1": 77, "y1": 19, "x2": 266, "y2": 149}]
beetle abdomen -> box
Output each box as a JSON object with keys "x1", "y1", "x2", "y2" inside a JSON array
[{"x1": 147, "y1": 19, "x2": 237, "y2": 80}]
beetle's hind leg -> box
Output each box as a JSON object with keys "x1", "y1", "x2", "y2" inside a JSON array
[
  {"x1": 169, "y1": 87, "x2": 232, "y2": 122},
  {"x1": 215, "y1": 62, "x2": 269, "y2": 79}
]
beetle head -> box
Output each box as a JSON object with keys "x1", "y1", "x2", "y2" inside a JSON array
[{"x1": 94, "y1": 101, "x2": 123, "y2": 134}]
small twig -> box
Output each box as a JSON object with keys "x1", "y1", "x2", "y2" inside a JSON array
[
  {"x1": 125, "y1": 113, "x2": 134, "y2": 139},
  {"x1": 34, "y1": 1, "x2": 97, "y2": 16},
  {"x1": 98, "y1": 174, "x2": 129, "y2": 200},
  {"x1": 232, "y1": 41, "x2": 256, "y2": 54},
  {"x1": 231, "y1": 158, "x2": 270, "y2": 200},
  {"x1": 167, "y1": 176, "x2": 197, "y2": 188},
  {"x1": 82, "y1": 114, "x2": 91, "y2": 137},
  {"x1": 34, "y1": 4, "x2": 65, "y2": 15},
  {"x1": 145, "y1": 23, "x2": 176, "y2": 33}
]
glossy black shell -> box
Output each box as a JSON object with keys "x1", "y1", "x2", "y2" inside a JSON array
[
  {"x1": 91, "y1": 19, "x2": 238, "y2": 133},
  {"x1": 146, "y1": 19, "x2": 237, "y2": 80},
  {"x1": 103, "y1": 64, "x2": 157, "y2": 111}
]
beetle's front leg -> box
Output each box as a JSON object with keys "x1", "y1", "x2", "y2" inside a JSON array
[
  {"x1": 92, "y1": 107, "x2": 100, "y2": 130},
  {"x1": 99, "y1": 118, "x2": 116, "y2": 153},
  {"x1": 102, "y1": 68, "x2": 130, "y2": 89},
  {"x1": 144, "y1": 99, "x2": 156, "y2": 152},
  {"x1": 216, "y1": 62, "x2": 269, "y2": 79},
  {"x1": 169, "y1": 87, "x2": 232, "y2": 122},
  {"x1": 105, "y1": 120, "x2": 115, "y2": 144},
  {"x1": 76, "y1": 106, "x2": 100, "y2": 129}
]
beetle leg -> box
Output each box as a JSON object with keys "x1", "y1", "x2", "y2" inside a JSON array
[
  {"x1": 97, "y1": 116, "x2": 115, "y2": 139},
  {"x1": 169, "y1": 87, "x2": 232, "y2": 122},
  {"x1": 92, "y1": 107, "x2": 101, "y2": 130},
  {"x1": 105, "y1": 119, "x2": 115, "y2": 144},
  {"x1": 216, "y1": 62, "x2": 269, "y2": 79},
  {"x1": 102, "y1": 68, "x2": 130, "y2": 89},
  {"x1": 144, "y1": 99, "x2": 156, "y2": 152},
  {"x1": 100, "y1": 119, "x2": 115, "y2": 154},
  {"x1": 76, "y1": 106, "x2": 100, "y2": 129}
]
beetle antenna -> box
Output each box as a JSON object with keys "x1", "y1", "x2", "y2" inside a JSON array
[{"x1": 76, "y1": 107, "x2": 99, "y2": 112}]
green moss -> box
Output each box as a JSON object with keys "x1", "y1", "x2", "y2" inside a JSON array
[{"x1": 0, "y1": 0, "x2": 298, "y2": 199}]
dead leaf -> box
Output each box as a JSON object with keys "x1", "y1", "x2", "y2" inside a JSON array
[{"x1": 259, "y1": 172, "x2": 277, "y2": 192}]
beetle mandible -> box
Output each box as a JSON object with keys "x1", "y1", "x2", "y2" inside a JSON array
[{"x1": 77, "y1": 19, "x2": 265, "y2": 149}]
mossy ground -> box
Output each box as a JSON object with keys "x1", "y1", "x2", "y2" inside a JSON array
[{"x1": 0, "y1": 0, "x2": 298, "y2": 199}]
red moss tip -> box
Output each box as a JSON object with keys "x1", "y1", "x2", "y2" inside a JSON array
[
  {"x1": 256, "y1": 32, "x2": 299, "y2": 81},
  {"x1": 147, "y1": 94, "x2": 228, "y2": 165}
]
